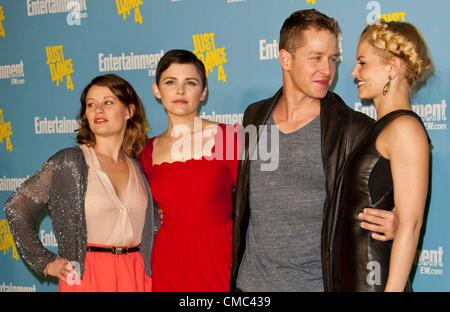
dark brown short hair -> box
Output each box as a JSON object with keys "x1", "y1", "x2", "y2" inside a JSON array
[
  {"x1": 77, "y1": 74, "x2": 148, "y2": 158},
  {"x1": 280, "y1": 9, "x2": 340, "y2": 53},
  {"x1": 155, "y1": 49, "x2": 207, "y2": 88}
]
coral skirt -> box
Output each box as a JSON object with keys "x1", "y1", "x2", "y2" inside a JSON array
[{"x1": 59, "y1": 243, "x2": 152, "y2": 292}]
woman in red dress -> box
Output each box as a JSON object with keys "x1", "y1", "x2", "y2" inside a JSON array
[{"x1": 140, "y1": 50, "x2": 239, "y2": 291}]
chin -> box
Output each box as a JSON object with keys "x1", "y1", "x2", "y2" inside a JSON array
[
  {"x1": 312, "y1": 86, "x2": 330, "y2": 97},
  {"x1": 310, "y1": 90, "x2": 329, "y2": 99},
  {"x1": 170, "y1": 109, "x2": 197, "y2": 117},
  {"x1": 357, "y1": 91, "x2": 371, "y2": 100}
]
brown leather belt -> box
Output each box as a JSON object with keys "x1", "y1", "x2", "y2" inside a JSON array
[{"x1": 86, "y1": 246, "x2": 140, "y2": 254}]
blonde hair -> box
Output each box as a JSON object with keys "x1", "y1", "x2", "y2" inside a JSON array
[{"x1": 361, "y1": 20, "x2": 432, "y2": 89}]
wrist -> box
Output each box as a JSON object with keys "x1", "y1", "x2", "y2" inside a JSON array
[{"x1": 43, "y1": 262, "x2": 51, "y2": 277}]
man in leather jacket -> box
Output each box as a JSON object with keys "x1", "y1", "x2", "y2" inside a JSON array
[{"x1": 231, "y1": 9, "x2": 397, "y2": 291}]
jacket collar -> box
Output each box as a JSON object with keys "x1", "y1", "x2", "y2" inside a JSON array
[
  {"x1": 251, "y1": 87, "x2": 344, "y2": 128},
  {"x1": 242, "y1": 87, "x2": 347, "y2": 168}
]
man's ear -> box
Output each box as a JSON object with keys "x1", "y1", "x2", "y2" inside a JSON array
[
  {"x1": 152, "y1": 82, "x2": 161, "y2": 99},
  {"x1": 279, "y1": 49, "x2": 292, "y2": 71}
]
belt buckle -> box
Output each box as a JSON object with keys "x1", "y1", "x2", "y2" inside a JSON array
[{"x1": 112, "y1": 247, "x2": 127, "y2": 254}]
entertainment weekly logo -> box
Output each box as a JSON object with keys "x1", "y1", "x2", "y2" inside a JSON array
[
  {"x1": 0, "y1": 61, "x2": 25, "y2": 86},
  {"x1": 26, "y1": 0, "x2": 88, "y2": 26},
  {"x1": 415, "y1": 247, "x2": 445, "y2": 276},
  {"x1": 354, "y1": 100, "x2": 448, "y2": 131},
  {"x1": 34, "y1": 116, "x2": 79, "y2": 135},
  {"x1": 98, "y1": 50, "x2": 164, "y2": 77},
  {"x1": 200, "y1": 111, "x2": 243, "y2": 124},
  {"x1": 0, "y1": 176, "x2": 29, "y2": 192},
  {"x1": 0, "y1": 283, "x2": 36, "y2": 292},
  {"x1": 40, "y1": 229, "x2": 58, "y2": 247}
]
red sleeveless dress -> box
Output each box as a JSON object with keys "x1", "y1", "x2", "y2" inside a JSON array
[{"x1": 139, "y1": 124, "x2": 239, "y2": 291}]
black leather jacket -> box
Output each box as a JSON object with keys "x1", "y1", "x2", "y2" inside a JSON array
[{"x1": 231, "y1": 88, "x2": 374, "y2": 291}]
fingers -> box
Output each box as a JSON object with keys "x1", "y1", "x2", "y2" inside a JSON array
[
  {"x1": 58, "y1": 271, "x2": 69, "y2": 281},
  {"x1": 358, "y1": 212, "x2": 384, "y2": 226},
  {"x1": 370, "y1": 232, "x2": 390, "y2": 241},
  {"x1": 360, "y1": 222, "x2": 392, "y2": 241},
  {"x1": 359, "y1": 208, "x2": 394, "y2": 219},
  {"x1": 48, "y1": 258, "x2": 74, "y2": 280},
  {"x1": 380, "y1": 230, "x2": 395, "y2": 241},
  {"x1": 359, "y1": 207, "x2": 397, "y2": 241},
  {"x1": 360, "y1": 221, "x2": 384, "y2": 233},
  {"x1": 58, "y1": 265, "x2": 76, "y2": 282}
]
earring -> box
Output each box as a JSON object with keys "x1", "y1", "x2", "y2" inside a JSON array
[{"x1": 382, "y1": 76, "x2": 392, "y2": 96}]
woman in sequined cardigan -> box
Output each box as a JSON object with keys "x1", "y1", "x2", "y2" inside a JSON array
[{"x1": 4, "y1": 74, "x2": 155, "y2": 291}]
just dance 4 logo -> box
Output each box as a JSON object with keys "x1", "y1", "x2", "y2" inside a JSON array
[
  {"x1": 366, "y1": 1, "x2": 406, "y2": 24},
  {"x1": 192, "y1": 32, "x2": 228, "y2": 83},
  {"x1": 289, "y1": 0, "x2": 317, "y2": 4},
  {"x1": 0, "y1": 5, "x2": 5, "y2": 37},
  {"x1": 45, "y1": 45, "x2": 75, "y2": 91},
  {"x1": 0, "y1": 107, "x2": 13, "y2": 152},
  {"x1": 0, "y1": 219, "x2": 19, "y2": 261},
  {"x1": 116, "y1": 0, "x2": 143, "y2": 24}
]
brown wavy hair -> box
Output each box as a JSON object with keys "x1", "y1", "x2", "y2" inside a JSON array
[{"x1": 76, "y1": 74, "x2": 148, "y2": 158}]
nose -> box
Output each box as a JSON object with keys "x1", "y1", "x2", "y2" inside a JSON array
[
  {"x1": 351, "y1": 64, "x2": 359, "y2": 78},
  {"x1": 321, "y1": 59, "x2": 333, "y2": 77},
  {"x1": 176, "y1": 83, "x2": 185, "y2": 95},
  {"x1": 95, "y1": 103, "x2": 104, "y2": 114}
]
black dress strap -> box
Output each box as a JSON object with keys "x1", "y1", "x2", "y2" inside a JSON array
[{"x1": 371, "y1": 109, "x2": 431, "y2": 143}]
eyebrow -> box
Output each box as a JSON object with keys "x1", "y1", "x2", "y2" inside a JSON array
[
  {"x1": 357, "y1": 56, "x2": 366, "y2": 60},
  {"x1": 308, "y1": 51, "x2": 341, "y2": 58},
  {"x1": 308, "y1": 51, "x2": 324, "y2": 56},
  {"x1": 86, "y1": 95, "x2": 116, "y2": 101},
  {"x1": 163, "y1": 76, "x2": 200, "y2": 81}
]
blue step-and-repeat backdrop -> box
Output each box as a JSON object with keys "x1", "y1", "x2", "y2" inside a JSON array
[{"x1": 0, "y1": 0, "x2": 448, "y2": 291}]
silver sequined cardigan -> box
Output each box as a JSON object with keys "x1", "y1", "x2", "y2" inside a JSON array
[{"x1": 3, "y1": 146, "x2": 155, "y2": 278}]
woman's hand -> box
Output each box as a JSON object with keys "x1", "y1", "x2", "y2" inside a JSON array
[
  {"x1": 358, "y1": 208, "x2": 398, "y2": 241},
  {"x1": 44, "y1": 258, "x2": 76, "y2": 282}
]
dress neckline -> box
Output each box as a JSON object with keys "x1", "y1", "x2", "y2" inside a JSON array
[
  {"x1": 150, "y1": 123, "x2": 224, "y2": 167},
  {"x1": 83, "y1": 144, "x2": 132, "y2": 205}
]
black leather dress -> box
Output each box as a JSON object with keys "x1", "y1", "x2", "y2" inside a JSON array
[{"x1": 333, "y1": 109, "x2": 426, "y2": 291}]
